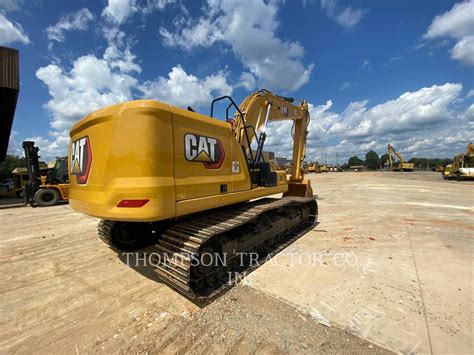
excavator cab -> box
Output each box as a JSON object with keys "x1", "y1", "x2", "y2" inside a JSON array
[{"x1": 209, "y1": 92, "x2": 312, "y2": 197}]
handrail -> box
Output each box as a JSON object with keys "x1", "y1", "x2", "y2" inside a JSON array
[
  {"x1": 210, "y1": 95, "x2": 244, "y2": 119},
  {"x1": 225, "y1": 102, "x2": 233, "y2": 122}
]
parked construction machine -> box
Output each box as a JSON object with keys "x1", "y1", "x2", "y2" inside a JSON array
[
  {"x1": 319, "y1": 164, "x2": 330, "y2": 173},
  {"x1": 387, "y1": 144, "x2": 414, "y2": 171},
  {"x1": 22, "y1": 141, "x2": 69, "y2": 206},
  {"x1": 306, "y1": 162, "x2": 318, "y2": 173},
  {"x1": 69, "y1": 89, "x2": 317, "y2": 298},
  {"x1": 0, "y1": 166, "x2": 50, "y2": 198},
  {"x1": 443, "y1": 143, "x2": 473, "y2": 180}
]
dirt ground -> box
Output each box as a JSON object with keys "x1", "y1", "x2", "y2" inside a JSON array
[
  {"x1": 248, "y1": 171, "x2": 473, "y2": 354},
  {"x1": 1, "y1": 171, "x2": 472, "y2": 353}
]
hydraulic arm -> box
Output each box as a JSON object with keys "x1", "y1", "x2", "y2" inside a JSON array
[
  {"x1": 387, "y1": 144, "x2": 414, "y2": 172},
  {"x1": 212, "y1": 89, "x2": 312, "y2": 196}
]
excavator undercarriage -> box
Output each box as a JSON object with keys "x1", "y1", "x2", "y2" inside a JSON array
[
  {"x1": 99, "y1": 196, "x2": 317, "y2": 298},
  {"x1": 98, "y1": 197, "x2": 318, "y2": 298}
]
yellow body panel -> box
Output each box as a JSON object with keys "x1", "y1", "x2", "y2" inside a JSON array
[
  {"x1": 399, "y1": 162, "x2": 414, "y2": 171},
  {"x1": 69, "y1": 100, "x2": 289, "y2": 222},
  {"x1": 443, "y1": 164, "x2": 453, "y2": 177},
  {"x1": 176, "y1": 185, "x2": 286, "y2": 217}
]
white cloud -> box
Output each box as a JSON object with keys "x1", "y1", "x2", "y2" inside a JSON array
[
  {"x1": 25, "y1": 134, "x2": 70, "y2": 159},
  {"x1": 30, "y1": 0, "x2": 232, "y2": 159},
  {"x1": 36, "y1": 54, "x2": 138, "y2": 132},
  {"x1": 101, "y1": 0, "x2": 176, "y2": 24},
  {"x1": 320, "y1": 0, "x2": 337, "y2": 14},
  {"x1": 424, "y1": 0, "x2": 474, "y2": 66},
  {"x1": 47, "y1": 8, "x2": 94, "y2": 42},
  {"x1": 450, "y1": 35, "x2": 474, "y2": 65},
  {"x1": 34, "y1": 61, "x2": 232, "y2": 158},
  {"x1": 464, "y1": 103, "x2": 474, "y2": 121},
  {"x1": 6, "y1": 130, "x2": 21, "y2": 156},
  {"x1": 143, "y1": 0, "x2": 177, "y2": 13},
  {"x1": 339, "y1": 82, "x2": 350, "y2": 90},
  {"x1": 36, "y1": 50, "x2": 231, "y2": 158},
  {"x1": 103, "y1": 27, "x2": 142, "y2": 73},
  {"x1": 361, "y1": 59, "x2": 371, "y2": 70},
  {"x1": 342, "y1": 83, "x2": 463, "y2": 137},
  {"x1": 102, "y1": 0, "x2": 138, "y2": 25},
  {"x1": 265, "y1": 83, "x2": 470, "y2": 162},
  {"x1": 35, "y1": 43, "x2": 140, "y2": 158},
  {"x1": 334, "y1": 7, "x2": 366, "y2": 29},
  {"x1": 139, "y1": 65, "x2": 232, "y2": 109},
  {"x1": 238, "y1": 72, "x2": 257, "y2": 91},
  {"x1": 8, "y1": 130, "x2": 74, "y2": 159},
  {"x1": 0, "y1": 0, "x2": 22, "y2": 12},
  {"x1": 320, "y1": 0, "x2": 366, "y2": 29},
  {"x1": 424, "y1": 1, "x2": 474, "y2": 39},
  {"x1": 0, "y1": 13, "x2": 29, "y2": 45},
  {"x1": 159, "y1": 0, "x2": 313, "y2": 92}
]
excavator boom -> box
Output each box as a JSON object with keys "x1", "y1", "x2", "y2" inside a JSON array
[{"x1": 232, "y1": 90, "x2": 309, "y2": 182}]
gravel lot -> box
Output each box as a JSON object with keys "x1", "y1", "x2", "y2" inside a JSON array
[{"x1": 1, "y1": 171, "x2": 472, "y2": 353}]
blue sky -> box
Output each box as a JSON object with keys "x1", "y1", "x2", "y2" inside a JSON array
[{"x1": 1, "y1": 0, "x2": 473, "y2": 162}]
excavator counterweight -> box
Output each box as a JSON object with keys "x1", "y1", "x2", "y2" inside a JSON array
[{"x1": 69, "y1": 90, "x2": 317, "y2": 298}]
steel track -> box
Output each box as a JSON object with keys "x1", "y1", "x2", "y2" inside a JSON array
[{"x1": 98, "y1": 196, "x2": 317, "y2": 299}]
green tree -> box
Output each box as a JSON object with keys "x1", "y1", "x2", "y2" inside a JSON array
[
  {"x1": 347, "y1": 155, "x2": 363, "y2": 166},
  {"x1": 0, "y1": 155, "x2": 26, "y2": 179},
  {"x1": 380, "y1": 153, "x2": 389, "y2": 168},
  {"x1": 0, "y1": 154, "x2": 48, "y2": 180},
  {"x1": 408, "y1": 157, "x2": 451, "y2": 170},
  {"x1": 365, "y1": 150, "x2": 380, "y2": 170}
]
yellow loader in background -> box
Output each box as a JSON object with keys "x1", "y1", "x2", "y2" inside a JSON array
[{"x1": 443, "y1": 143, "x2": 474, "y2": 180}]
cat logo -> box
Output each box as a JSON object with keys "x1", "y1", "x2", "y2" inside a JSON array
[
  {"x1": 70, "y1": 136, "x2": 92, "y2": 184},
  {"x1": 184, "y1": 133, "x2": 225, "y2": 169}
]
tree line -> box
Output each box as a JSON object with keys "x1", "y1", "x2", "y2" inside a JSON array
[
  {"x1": 0, "y1": 155, "x2": 47, "y2": 180},
  {"x1": 342, "y1": 150, "x2": 451, "y2": 170}
]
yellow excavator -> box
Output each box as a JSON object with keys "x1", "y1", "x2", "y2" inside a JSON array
[
  {"x1": 387, "y1": 144, "x2": 414, "y2": 172},
  {"x1": 69, "y1": 89, "x2": 317, "y2": 298}
]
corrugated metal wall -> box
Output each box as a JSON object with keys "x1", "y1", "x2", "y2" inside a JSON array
[
  {"x1": 0, "y1": 46, "x2": 19, "y2": 90},
  {"x1": 0, "y1": 46, "x2": 20, "y2": 161}
]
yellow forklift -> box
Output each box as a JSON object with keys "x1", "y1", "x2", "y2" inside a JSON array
[{"x1": 22, "y1": 141, "x2": 69, "y2": 206}]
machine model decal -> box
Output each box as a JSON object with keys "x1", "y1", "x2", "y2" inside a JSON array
[
  {"x1": 70, "y1": 136, "x2": 92, "y2": 184},
  {"x1": 232, "y1": 161, "x2": 240, "y2": 173},
  {"x1": 184, "y1": 133, "x2": 225, "y2": 169}
]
